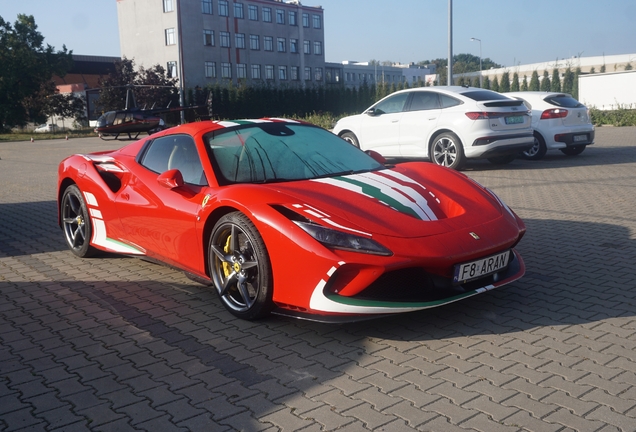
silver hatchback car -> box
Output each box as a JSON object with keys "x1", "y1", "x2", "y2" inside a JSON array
[{"x1": 506, "y1": 91, "x2": 595, "y2": 160}]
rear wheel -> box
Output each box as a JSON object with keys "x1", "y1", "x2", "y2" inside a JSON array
[
  {"x1": 340, "y1": 132, "x2": 360, "y2": 148},
  {"x1": 488, "y1": 154, "x2": 516, "y2": 165},
  {"x1": 522, "y1": 133, "x2": 547, "y2": 160},
  {"x1": 560, "y1": 145, "x2": 586, "y2": 156},
  {"x1": 61, "y1": 185, "x2": 97, "y2": 258},
  {"x1": 431, "y1": 132, "x2": 465, "y2": 170},
  {"x1": 208, "y1": 212, "x2": 273, "y2": 320}
]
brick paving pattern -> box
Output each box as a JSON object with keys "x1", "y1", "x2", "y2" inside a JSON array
[{"x1": 1, "y1": 128, "x2": 635, "y2": 431}]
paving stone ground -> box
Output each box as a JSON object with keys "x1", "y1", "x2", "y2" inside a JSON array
[{"x1": 1, "y1": 127, "x2": 635, "y2": 431}]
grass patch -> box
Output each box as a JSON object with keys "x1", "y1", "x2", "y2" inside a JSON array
[{"x1": 1, "y1": 128, "x2": 98, "y2": 142}]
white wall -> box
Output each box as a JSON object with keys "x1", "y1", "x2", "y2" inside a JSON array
[{"x1": 578, "y1": 70, "x2": 636, "y2": 110}]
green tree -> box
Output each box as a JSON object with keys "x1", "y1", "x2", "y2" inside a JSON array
[
  {"x1": 96, "y1": 58, "x2": 178, "y2": 114},
  {"x1": 0, "y1": 14, "x2": 73, "y2": 129},
  {"x1": 540, "y1": 70, "x2": 551, "y2": 91},
  {"x1": 471, "y1": 77, "x2": 480, "y2": 88},
  {"x1": 589, "y1": 66, "x2": 596, "y2": 74},
  {"x1": 551, "y1": 68, "x2": 561, "y2": 92},
  {"x1": 625, "y1": 63, "x2": 633, "y2": 71},
  {"x1": 500, "y1": 71, "x2": 510, "y2": 92},
  {"x1": 511, "y1": 72, "x2": 520, "y2": 91},
  {"x1": 562, "y1": 66, "x2": 574, "y2": 95},
  {"x1": 521, "y1": 75, "x2": 528, "y2": 91},
  {"x1": 529, "y1": 70, "x2": 540, "y2": 91},
  {"x1": 491, "y1": 76, "x2": 500, "y2": 92},
  {"x1": 483, "y1": 75, "x2": 491, "y2": 90}
]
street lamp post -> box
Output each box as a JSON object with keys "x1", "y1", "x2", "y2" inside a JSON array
[{"x1": 470, "y1": 37, "x2": 482, "y2": 88}]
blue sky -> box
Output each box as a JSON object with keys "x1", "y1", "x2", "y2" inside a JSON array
[{"x1": 2, "y1": 0, "x2": 635, "y2": 66}]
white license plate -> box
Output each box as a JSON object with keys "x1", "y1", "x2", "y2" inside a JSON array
[
  {"x1": 573, "y1": 134, "x2": 587, "y2": 142},
  {"x1": 453, "y1": 251, "x2": 510, "y2": 284},
  {"x1": 504, "y1": 116, "x2": 524, "y2": 125}
]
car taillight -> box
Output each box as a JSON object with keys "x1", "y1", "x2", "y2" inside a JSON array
[
  {"x1": 540, "y1": 108, "x2": 568, "y2": 119},
  {"x1": 465, "y1": 112, "x2": 502, "y2": 120}
]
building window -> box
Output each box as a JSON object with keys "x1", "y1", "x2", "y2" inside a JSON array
[
  {"x1": 201, "y1": 0, "x2": 212, "y2": 14},
  {"x1": 262, "y1": 7, "x2": 272, "y2": 22},
  {"x1": 203, "y1": 30, "x2": 214, "y2": 46},
  {"x1": 165, "y1": 28, "x2": 176, "y2": 46},
  {"x1": 167, "y1": 61, "x2": 178, "y2": 78},
  {"x1": 289, "y1": 11, "x2": 297, "y2": 26},
  {"x1": 249, "y1": 34, "x2": 260, "y2": 50},
  {"x1": 303, "y1": 40, "x2": 310, "y2": 54},
  {"x1": 291, "y1": 66, "x2": 299, "y2": 80},
  {"x1": 205, "y1": 61, "x2": 216, "y2": 78},
  {"x1": 265, "y1": 65, "x2": 274, "y2": 80},
  {"x1": 251, "y1": 64, "x2": 261, "y2": 79},
  {"x1": 315, "y1": 67, "x2": 323, "y2": 81},
  {"x1": 276, "y1": 9, "x2": 285, "y2": 24},
  {"x1": 304, "y1": 67, "x2": 311, "y2": 81},
  {"x1": 234, "y1": 3, "x2": 244, "y2": 18},
  {"x1": 248, "y1": 5, "x2": 258, "y2": 20},
  {"x1": 313, "y1": 41, "x2": 322, "y2": 55},
  {"x1": 264, "y1": 36, "x2": 273, "y2": 51},
  {"x1": 290, "y1": 39, "x2": 298, "y2": 53},
  {"x1": 220, "y1": 31, "x2": 230, "y2": 47},
  {"x1": 302, "y1": 13, "x2": 309, "y2": 27},
  {"x1": 237, "y1": 63, "x2": 247, "y2": 79},
  {"x1": 313, "y1": 14, "x2": 322, "y2": 29},
  {"x1": 235, "y1": 33, "x2": 246, "y2": 49},
  {"x1": 278, "y1": 66, "x2": 287, "y2": 80},
  {"x1": 163, "y1": 0, "x2": 174, "y2": 13},
  {"x1": 221, "y1": 62, "x2": 232, "y2": 79},
  {"x1": 218, "y1": 0, "x2": 229, "y2": 16},
  {"x1": 277, "y1": 37, "x2": 286, "y2": 52}
]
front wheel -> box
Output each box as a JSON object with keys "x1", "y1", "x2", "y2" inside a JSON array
[
  {"x1": 431, "y1": 132, "x2": 465, "y2": 170},
  {"x1": 560, "y1": 145, "x2": 586, "y2": 156},
  {"x1": 61, "y1": 185, "x2": 97, "y2": 258},
  {"x1": 340, "y1": 132, "x2": 360, "y2": 148},
  {"x1": 208, "y1": 212, "x2": 273, "y2": 320}
]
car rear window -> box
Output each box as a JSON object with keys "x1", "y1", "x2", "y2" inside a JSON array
[
  {"x1": 544, "y1": 94, "x2": 583, "y2": 108},
  {"x1": 460, "y1": 90, "x2": 511, "y2": 101}
]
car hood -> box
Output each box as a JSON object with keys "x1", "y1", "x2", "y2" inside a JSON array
[{"x1": 260, "y1": 163, "x2": 506, "y2": 239}]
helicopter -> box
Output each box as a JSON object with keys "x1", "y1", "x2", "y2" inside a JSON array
[{"x1": 94, "y1": 85, "x2": 209, "y2": 140}]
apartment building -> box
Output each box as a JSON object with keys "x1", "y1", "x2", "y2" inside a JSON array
[{"x1": 117, "y1": 0, "x2": 325, "y2": 89}]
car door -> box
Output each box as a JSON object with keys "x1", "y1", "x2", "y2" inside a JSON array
[
  {"x1": 115, "y1": 134, "x2": 208, "y2": 272},
  {"x1": 398, "y1": 91, "x2": 441, "y2": 157},
  {"x1": 356, "y1": 92, "x2": 410, "y2": 156}
]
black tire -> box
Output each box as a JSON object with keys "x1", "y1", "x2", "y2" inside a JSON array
[
  {"x1": 488, "y1": 154, "x2": 517, "y2": 165},
  {"x1": 560, "y1": 145, "x2": 586, "y2": 156},
  {"x1": 61, "y1": 184, "x2": 97, "y2": 258},
  {"x1": 521, "y1": 133, "x2": 547, "y2": 160},
  {"x1": 430, "y1": 132, "x2": 465, "y2": 170},
  {"x1": 340, "y1": 131, "x2": 360, "y2": 148},
  {"x1": 208, "y1": 212, "x2": 273, "y2": 320}
]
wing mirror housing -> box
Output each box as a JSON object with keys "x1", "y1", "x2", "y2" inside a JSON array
[
  {"x1": 157, "y1": 169, "x2": 184, "y2": 189},
  {"x1": 365, "y1": 150, "x2": 387, "y2": 165},
  {"x1": 365, "y1": 108, "x2": 379, "y2": 116}
]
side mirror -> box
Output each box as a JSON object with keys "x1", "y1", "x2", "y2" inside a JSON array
[
  {"x1": 365, "y1": 108, "x2": 378, "y2": 116},
  {"x1": 157, "y1": 169, "x2": 184, "y2": 189},
  {"x1": 365, "y1": 150, "x2": 387, "y2": 165}
]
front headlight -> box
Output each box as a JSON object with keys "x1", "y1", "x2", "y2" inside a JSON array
[{"x1": 294, "y1": 221, "x2": 392, "y2": 256}]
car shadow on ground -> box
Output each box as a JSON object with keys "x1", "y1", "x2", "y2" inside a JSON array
[{"x1": 389, "y1": 144, "x2": 636, "y2": 172}]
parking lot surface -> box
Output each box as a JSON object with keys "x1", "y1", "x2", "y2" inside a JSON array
[{"x1": 1, "y1": 128, "x2": 636, "y2": 431}]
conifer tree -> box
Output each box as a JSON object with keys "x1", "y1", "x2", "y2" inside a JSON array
[
  {"x1": 551, "y1": 68, "x2": 561, "y2": 92},
  {"x1": 562, "y1": 67, "x2": 574, "y2": 95},
  {"x1": 540, "y1": 70, "x2": 551, "y2": 91},
  {"x1": 521, "y1": 75, "x2": 528, "y2": 91},
  {"x1": 511, "y1": 72, "x2": 520, "y2": 91},
  {"x1": 483, "y1": 76, "x2": 490, "y2": 90},
  {"x1": 491, "y1": 76, "x2": 500, "y2": 92},
  {"x1": 529, "y1": 70, "x2": 540, "y2": 91},
  {"x1": 499, "y1": 71, "x2": 510, "y2": 92}
]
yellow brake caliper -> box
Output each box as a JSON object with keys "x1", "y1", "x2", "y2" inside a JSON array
[{"x1": 222, "y1": 235, "x2": 232, "y2": 277}]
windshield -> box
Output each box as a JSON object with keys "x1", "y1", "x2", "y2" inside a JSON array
[{"x1": 205, "y1": 122, "x2": 385, "y2": 185}]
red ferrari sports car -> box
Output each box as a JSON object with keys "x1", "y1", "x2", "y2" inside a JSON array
[{"x1": 58, "y1": 119, "x2": 526, "y2": 322}]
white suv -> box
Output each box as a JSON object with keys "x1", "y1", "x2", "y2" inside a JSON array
[
  {"x1": 506, "y1": 92, "x2": 595, "y2": 160},
  {"x1": 332, "y1": 86, "x2": 534, "y2": 170}
]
